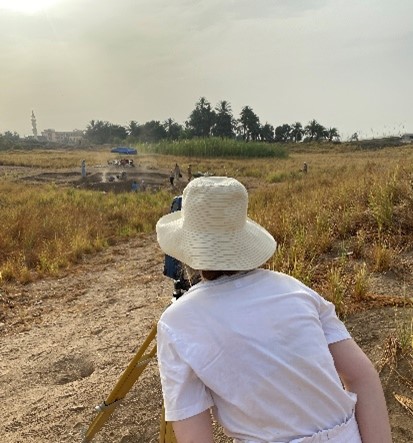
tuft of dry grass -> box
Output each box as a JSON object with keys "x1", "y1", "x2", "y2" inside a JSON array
[
  {"x1": 352, "y1": 262, "x2": 370, "y2": 301},
  {"x1": 377, "y1": 335, "x2": 402, "y2": 373},
  {"x1": 394, "y1": 393, "x2": 413, "y2": 417},
  {"x1": 378, "y1": 310, "x2": 413, "y2": 419}
]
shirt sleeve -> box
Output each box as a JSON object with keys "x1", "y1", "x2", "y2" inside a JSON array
[
  {"x1": 157, "y1": 320, "x2": 214, "y2": 422},
  {"x1": 316, "y1": 294, "x2": 351, "y2": 345},
  {"x1": 293, "y1": 276, "x2": 352, "y2": 345}
]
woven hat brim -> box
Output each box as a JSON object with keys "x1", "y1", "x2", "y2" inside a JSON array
[{"x1": 156, "y1": 211, "x2": 276, "y2": 271}]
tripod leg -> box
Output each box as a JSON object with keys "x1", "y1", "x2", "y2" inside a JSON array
[
  {"x1": 82, "y1": 324, "x2": 158, "y2": 443},
  {"x1": 159, "y1": 406, "x2": 178, "y2": 443}
]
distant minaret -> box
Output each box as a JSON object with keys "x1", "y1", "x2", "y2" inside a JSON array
[{"x1": 31, "y1": 110, "x2": 38, "y2": 140}]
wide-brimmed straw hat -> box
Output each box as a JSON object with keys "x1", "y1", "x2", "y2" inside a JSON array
[{"x1": 156, "y1": 176, "x2": 276, "y2": 270}]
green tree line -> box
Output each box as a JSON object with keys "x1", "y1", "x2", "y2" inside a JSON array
[
  {"x1": 0, "y1": 97, "x2": 340, "y2": 146},
  {"x1": 84, "y1": 97, "x2": 341, "y2": 145}
]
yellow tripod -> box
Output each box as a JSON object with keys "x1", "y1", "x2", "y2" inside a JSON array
[{"x1": 82, "y1": 323, "x2": 177, "y2": 443}]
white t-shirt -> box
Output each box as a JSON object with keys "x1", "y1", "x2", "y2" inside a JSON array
[{"x1": 157, "y1": 269, "x2": 356, "y2": 442}]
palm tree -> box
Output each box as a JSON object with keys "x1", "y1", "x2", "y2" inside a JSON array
[
  {"x1": 290, "y1": 122, "x2": 303, "y2": 143},
  {"x1": 213, "y1": 100, "x2": 235, "y2": 139},
  {"x1": 215, "y1": 100, "x2": 232, "y2": 116},
  {"x1": 327, "y1": 127, "x2": 340, "y2": 142},
  {"x1": 260, "y1": 123, "x2": 274, "y2": 142},
  {"x1": 304, "y1": 119, "x2": 319, "y2": 141},
  {"x1": 128, "y1": 120, "x2": 141, "y2": 137},
  {"x1": 163, "y1": 118, "x2": 183, "y2": 140},
  {"x1": 304, "y1": 120, "x2": 327, "y2": 141},
  {"x1": 164, "y1": 118, "x2": 174, "y2": 131},
  {"x1": 187, "y1": 97, "x2": 215, "y2": 137},
  {"x1": 315, "y1": 124, "x2": 328, "y2": 141},
  {"x1": 239, "y1": 106, "x2": 260, "y2": 141},
  {"x1": 274, "y1": 124, "x2": 291, "y2": 142}
]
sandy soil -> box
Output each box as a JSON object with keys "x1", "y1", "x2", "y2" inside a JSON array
[
  {"x1": 14, "y1": 160, "x2": 174, "y2": 194},
  {"x1": 0, "y1": 164, "x2": 412, "y2": 443}
]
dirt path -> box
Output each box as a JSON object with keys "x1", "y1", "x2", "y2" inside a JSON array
[
  {"x1": 1, "y1": 234, "x2": 172, "y2": 442},
  {"x1": 1, "y1": 228, "x2": 412, "y2": 442}
]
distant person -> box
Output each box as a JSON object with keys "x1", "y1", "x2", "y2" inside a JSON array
[
  {"x1": 140, "y1": 179, "x2": 146, "y2": 191},
  {"x1": 131, "y1": 180, "x2": 139, "y2": 192},
  {"x1": 187, "y1": 164, "x2": 192, "y2": 182},
  {"x1": 169, "y1": 170, "x2": 175, "y2": 187},
  {"x1": 174, "y1": 163, "x2": 181, "y2": 182},
  {"x1": 303, "y1": 162, "x2": 308, "y2": 174},
  {"x1": 81, "y1": 160, "x2": 86, "y2": 178}
]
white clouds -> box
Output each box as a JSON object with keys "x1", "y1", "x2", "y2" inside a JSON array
[{"x1": 0, "y1": 0, "x2": 412, "y2": 137}]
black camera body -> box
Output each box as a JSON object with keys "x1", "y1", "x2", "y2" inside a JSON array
[{"x1": 163, "y1": 196, "x2": 192, "y2": 300}]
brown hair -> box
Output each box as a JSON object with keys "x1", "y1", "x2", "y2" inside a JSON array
[{"x1": 200, "y1": 270, "x2": 239, "y2": 281}]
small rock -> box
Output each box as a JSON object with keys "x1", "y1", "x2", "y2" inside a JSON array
[{"x1": 70, "y1": 405, "x2": 86, "y2": 411}]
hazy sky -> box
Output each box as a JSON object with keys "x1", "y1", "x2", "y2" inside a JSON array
[{"x1": 1, "y1": 0, "x2": 412, "y2": 140}]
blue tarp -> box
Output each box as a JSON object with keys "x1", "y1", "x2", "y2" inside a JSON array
[{"x1": 111, "y1": 146, "x2": 137, "y2": 155}]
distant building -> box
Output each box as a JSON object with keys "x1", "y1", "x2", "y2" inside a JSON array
[
  {"x1": 401, "y1": 133, "x2": 413, "y2": 143},
  {"x1": 41, "y1": 129, "x2": 84, "y2": 145},
  {"x1": 31, "y1": 110, "x2": 38, "y2": 140}
]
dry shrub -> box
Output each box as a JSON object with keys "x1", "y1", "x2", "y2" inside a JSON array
[
  {"x1": 352, "y1": 262, "x2": 370, "y2": 301},
  {"x1": 323, "y1": 264, "x2": 348, "y2": 316},
  {"x1": 0, "y1": 182, "x2": 171, "y2": 283},
  {"x1": 377, "y1": 335, "x2": 401, "y2": 372},
  {"x1": 351, "y1": 229, "x2": 368, "y2": 259},
  {"x1": 370, "y1": 242, "x2": 393, "y2": 272},
  {"x1": 378, "y1": 310, "x2": 413, "y2": 420},
  {"x1": 394, "y1": 310, "x2": 413, "y2": 355},
  {"x1": 378, "y1": 309, "x2": 413, "y2": 373}
]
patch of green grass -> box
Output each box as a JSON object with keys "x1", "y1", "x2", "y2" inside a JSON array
[{"x1": 139, "y1": 138, "x2": 288, "y2": 158}]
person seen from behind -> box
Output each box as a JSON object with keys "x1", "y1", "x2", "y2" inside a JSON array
[
  {"x1": 174, "y1": 163, "x2": 181, "y2": 182},
  {"x1": 156, "y1": 176, "x2": 392, "y2": 443},
  {"x1": 303, "y1": 162, "x2": 308, "y2": 173},
  {"x1": 131, "y1": 180, "x2": 139, "y2": 192}
]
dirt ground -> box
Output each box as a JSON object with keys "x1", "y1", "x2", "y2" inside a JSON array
[
  {"x1": 0, "y1": 162, "x2": 412, "y2": 442},
  {"x1": 15, "y1": 159, "x2": 175, "y2": 193}
]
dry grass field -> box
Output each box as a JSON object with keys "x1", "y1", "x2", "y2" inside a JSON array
[{"x1": 0, "y1": 144, "x2": 412, "y2": 442}]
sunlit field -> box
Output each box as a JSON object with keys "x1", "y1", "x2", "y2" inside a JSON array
[{"x1": 1, "y1": 143, "x2": 413, "y2": 319}]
